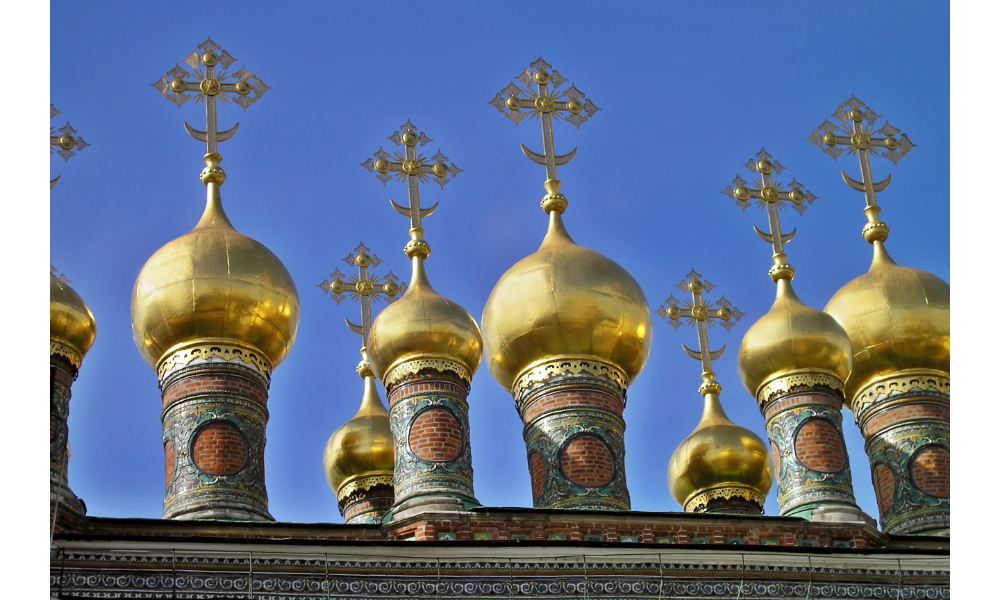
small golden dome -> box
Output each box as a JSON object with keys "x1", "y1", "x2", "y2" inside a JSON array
[
  {"x1": 738, "y1": 279, "x2": 852, "y2": 397},
  {"x1": 667, "y1": 392, "x2": 773, "y2": 512},
  {"x1": 481, "y1": 211, "x2": 653, "y2": 392},
  {"x1": 323, "y1": 361, "x2": 395, "y2": 496},
  {"x1": 131, "y1": 164, "x2": 299, "y2": 371},
  {"x1": 824, "y1": 241, "x2": 950, "y2": 406},
  {"x1": 367, "y1": 257, "x2": 483, "y2": 381},
  {"x1": 50, "y1": 272, "x2": 96, "y2": 366}
]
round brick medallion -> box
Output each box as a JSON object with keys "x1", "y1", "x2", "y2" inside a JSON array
[
  {"x1": 559, "y1": 434, "x2": 615, "y2": 487},
  {"x1": 872, "y1": 463, "x2": 896, "y2": 517},
  {"x1": 910, "y1": 445, "x2": 950, "y2": 498},
  {"x1": 164, "y1": 441, "x2": 175, "y2": 491},
  {"x1": 191, "y1": 421, "x2": 248, "y2": 476},
  {"x1": 528, "y1": 452, "x2": 546, "y2": 503},
  {"x1": 408, "y1": 407, "x2": 464, "y2": 462},
  {"x1": 793, "y1": 418, "x2": 846, "y2": 473}
]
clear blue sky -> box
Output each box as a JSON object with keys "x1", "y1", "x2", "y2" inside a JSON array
[{"x1": 47, "y1": 1, "x2": 949, "y2": 524}]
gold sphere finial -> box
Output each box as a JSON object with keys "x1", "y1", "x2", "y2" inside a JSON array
[
  {"x1": 756, "y1": 158, "x2": 773, "y2": 174},
  {"x1": 357, "y1": 358, "x2": 374, "y2": 380},
  {"x1": 540, "y1": 179, "x2": 568, "y2": 214},
  {"x1": 401, "y1": 131, "x2": 418, "y2": 146},
  {"x1": 533, "y1": 69, "x2": 550, "y2": 84},
  {"x1": 201, "y1": 51, "x2": 219, "y2": 66},
  {"x1": 200, "y1": 153, "x2": 226, "y2": 185}
]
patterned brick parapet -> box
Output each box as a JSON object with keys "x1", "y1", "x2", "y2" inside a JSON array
[
  {"x1": 386, "y1": 366, "x2": 478, "y2": 508},
  {"x1": 50, "y1": 354, "x2": 86, "y2": 532},
  {"x1": 760, "y1": 378, "x2": 864, "y2": 519},
  {"x1": 160, "y1": 358, "x2": 272, "y2": 521},
  {"x1": 514, "y1": 363, "x2": 630, "y2": 511},
  {"x1": 853, "y1": 373, "x2": 950, "y2": 535}
]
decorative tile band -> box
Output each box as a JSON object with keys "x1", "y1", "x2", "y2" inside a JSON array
[
  {"x1": 513, "y1": 356, "x2": 628, "y2": 406},
  {"x1": 757, "y1": 371, "x2": 843, "y2": 410},
  {"x1": 684, "y1": 483, "x2": 766, "y2": 514},
  {"x1": 852, "y1": 370, "x2": 949, "y2": 417},
  {"x1": 383, "y1": 355, "x2": 472, "y2": 391},
  {"x1": 50, "y1": 339, "x2": 83, "y2": 370},
  {"x1": 158, "y1": 340, "x2": 272, "y2": 382}
]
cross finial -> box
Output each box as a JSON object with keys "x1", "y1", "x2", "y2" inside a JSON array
[
  {"x1": 317, "y1": 242, "x2": 406, "y2": 350},
  {"x1": 152, "y1": 37, "x2": 269, "y2": 155},
  {"x1": 489, "y1": 57, "x2": 600, "y2": 215},
  {"x1": 807, "y1": 96, "x2": 914, "y2": 244},
  {"x1": 51, "y1": 264, "x2": 71, "y2": 284},
  {"x1": 360, "y1": 121, "x2": 461, "y2": 260},
  {"x1": 655, "y1": 269, "x2": 744, "y2": 396},
  {"x1": 50, "y1": 104, "x2": 90, "y2": 188},
  {"x1": 722, "y1": 148, "x2": 818, "y2": 283}
]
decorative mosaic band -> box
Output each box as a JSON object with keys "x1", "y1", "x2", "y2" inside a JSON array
[
  {"x1": 161, "y1": 363, "x2": 272, "y2": 521},
  {"x1": 512, "y1": 356, "x2": 628, "y2": 405},
  {"x1": 50, "y1": 339, "x2": 83, "y2": 371},
  {"x1": 383, "y1": 355, "x2": 472, "y2": 391},
  {"x1": 765, "y1": 392, "x2": 860, "y2": 516},
  {"x1": 50, "y1": 356, "x2": 81, "y2": 515},
  {"x1": 157, "y1": 340, "x2": 272, "y2": 382},
  {"x1": 852, "y1": 370, "x2": 949, "y2": 418},
  {"x1": 336, "y1": 473, "x2": 394, "y2": 503},
  {"x1": 389, "y1": 374, "x2": 477, "y2": 507},
  {"x1": 757, "y1": 371, "x2": 843, "y2": 411},
  {"x1": 684, "y1": 483, "x2": 766, "y2": 514}
]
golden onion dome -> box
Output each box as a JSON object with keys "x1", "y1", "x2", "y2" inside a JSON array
[
  {"x1": 323, "y1": 361, "x2": 395, "y2": 495},
  {"x1": 824, "y1": 241, "x2": 950, "y2": 407},
  {"x1": 131, "y1": 157, "x2": 299, "y2": 372},
  {"x1": 367, "y1": 256, "x2": 482, "y2": 381},
  {"x1": 667, "y1": 392, "x2": 773, "y2": 512},
  {"x1": 738, "y1": 279, "x2": 852, "y2": 398},
  {"x1": 50, "y1": 272, "x2": 97, "y2": 366},
  {"x1": 481, "y1": 210, "x2": 653, "y2": 392}
]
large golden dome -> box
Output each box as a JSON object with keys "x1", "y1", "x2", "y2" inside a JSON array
[
  {"x1": 481, "y1": 211, "x2": 653, "y2": 392},
  {"x1": 738, "y1": 279, "x2": 852, "y2": 398},
  {"x1": 824, "y1": 241, "x2": 949, "y2": 407},
  {"x1": 50, "y1": 272, "x2": 96, "y2": 367},
  {"x1": 323, "y1": 361, "x2": 395, "y2": 496},
  {"x1": 667, "y1": 392, "x2": 773, "y2": 512},
  {"x1": 131, "y1": 175, "x2": 299, "y2": 371},
  {"x1": 367, "y1": 257, "x2": 482, "y2": 381}
]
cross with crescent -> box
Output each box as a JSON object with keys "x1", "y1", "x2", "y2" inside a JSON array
[
  {"x1": 722, "y1": 148, "x2": 817, "y2": 282},
  {"x1": 807, "y1": 96, "x2": 913, "y2": 243},
  {"x1": 318, "y1": 242, "x2": 405, "y2": 348},
  {"x1": 151, "y1": 37, "x2": 269, "y2": 154},
  {"x1": 489, "y1": 57, "x2": 600, "y2": 186},
  {"x1": 656, "y1": 270, "x2": 744, "y2": 390},
  {"x1": 50, "y1": 104, "x2": 90, "y2": 188},
  {"x1": 360, "y1": 121, "x2": 461, "y2": 256}
]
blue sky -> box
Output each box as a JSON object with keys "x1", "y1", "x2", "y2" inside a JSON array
[{"x1": 45, "y1": 1, "x2": 950, "y2": 524}]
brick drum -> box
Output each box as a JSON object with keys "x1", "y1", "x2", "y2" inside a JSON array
[
  {"x1": 794, "y1": 418, "x2": 846, "y2": 473},
  {"x1": 528, "y1": 452, "x2": 546, "y2": 503},
  {"x1": 559, "y1": 434, "x2": 614, "y2": 487},
  {"x1": 165, "y1": 441, "x2": 175, "y2": 491},
  {"x1": 770, "y1": 441, "x2": 780, "y2": 478},
  {"x1": 873, "y1": 463, "x2": 896, "y2": 517},
  {"x1": 409, "y1": 408, "x2": 463, "y2": 462},
  {"x1": 910, "y1": 446, "x2": 950, "y2": 498},
  {"x1": 191, "y1": 421, "x2": 248, "y2": 476}
]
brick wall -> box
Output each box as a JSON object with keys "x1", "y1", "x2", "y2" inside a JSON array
[
  {"x1": 191, "y1": 421, "x2": 248, "y2": 476},
  {"x1": 909, "y1": 445, "x2": 949, "y2": 498},
  {"x1": 794, "y1": 418, "x2": 846, "y2": 473},
  {"x1": 559, "y1": 434, "x2": 614, "y2": 487},
  {"x1": 409, "y1": 408, "x2": 464, "y2": 462}
]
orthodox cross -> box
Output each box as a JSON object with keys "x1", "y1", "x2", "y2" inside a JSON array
[
  {"x1": 807, "y1": 96, "x2": 913, "y2": 243},
  {"x1": 360, "y1": 121, "x2": 461, "y2": 254},
  {"x1": 51, "y1": 264, "x2": 71, "y2": 285},
  {"x1": 722, "y1": 148, "x2": 817, "y2": 281},
  {"x1": 489, "y1": 57, "x2": 600, "y2": 183},
  {"x1": 317, "y1": 242, "x2": 405, "y2": 348},
  {"x1": 656, "y1": 270, "x2": 744, "y2": 389},
  {"x1": 151, "y1": 37, "x2": 269, "y2": 154},
  {"x1": 50, "y1": 104, "x2": 90, "y2": 188}
]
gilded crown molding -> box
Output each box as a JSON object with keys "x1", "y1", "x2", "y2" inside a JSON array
[
  {"x1": 757, "y1": 370, "x2": 844, "y2": 410},
  {"x1": 684, "y1": 483, "x2": 766, "y2": 514},
  {"x1": 383, "y1": 354, "x2": 472, "y2": 390},
  {"x1": 50, "y1": 339, "x2": 83, "y2": 370},
  {"x1": 157, "y1": 339, "x2": 272, "y2": 382},
  {"x1": 512, "y1": 355, "x2": 628, "y2": 403},
  {"x1": 852, "y1": 370, "x2": 949, "y2": 416},
  {"x1": 336, "y1": 473, "x2": 394, "y2": 503}
]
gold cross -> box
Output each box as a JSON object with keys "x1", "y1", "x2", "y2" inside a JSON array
[
  {"x1": 51, "y1": 264, "x2": 71, "y2": 284},
  {"x1": 151, "y1": 37, "x2": 269, "y2": 154},
  {"x1": 317, "y1": 242, "x2": 406, "y2": 347},
  {"x1": 656, "y1": 270, "x2": 744, "y2": 393},
  {"x1": 490, "y1": 57, "x2": 599, "y2": 181},
  {"x1": 50, "y1": 105, "x2": 90, "y2": 189},
  {"x1": 722, "y1": 148, "x2": 817, "y2": 282},
  {"x1": 807, "y1": 96, "x2": 913, "y2": 243},
  {"x1": 360, "y1": 121, "x2": 461, "y2": 258}
]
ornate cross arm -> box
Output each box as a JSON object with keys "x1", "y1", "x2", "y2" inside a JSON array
[
  {"x1": 722, "y1": 149, "x2": 817, "y2": 282},
  {"x1": 655, "y1": 269, "x2": 744, "y2": 396},
  {"x1": 317, "y1": 243, "x2": 406, "y2": 348},
  {"x1": 359, "y1": 122, "x2": 460, "y2": 259},
  {"x1": 50, "y1": 104, "x2": 90, "y2": 162},
  {"x1": 151, "y1": 37, "x2": 269, "y2": 154},
  {"x1": 489, "y1": 57, "x2": 599, "y2": 211},
  {"x1": 807, "y1": 96, "x2": 914, "y2": 244}
]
